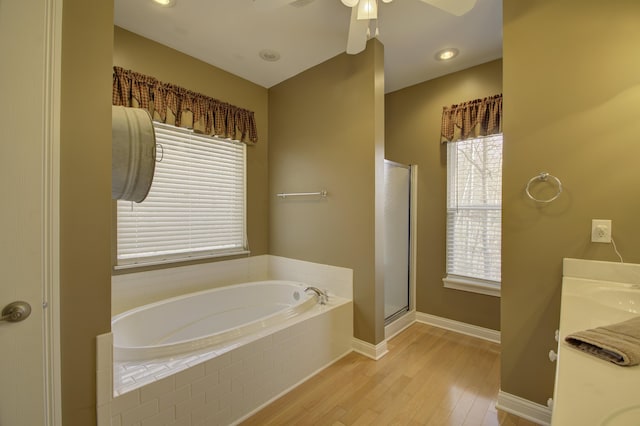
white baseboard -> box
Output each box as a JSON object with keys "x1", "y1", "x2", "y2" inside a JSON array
[
  {"x1": 415, "y1": 312, "x2": 501, "y2": 344},
  {"x1": 496, "y1": 390, "x2": 552, "y2": 425},
  {"x1": 384, "y1": 310, "x2": 416, "y2": 340},
  {"x1": 352, "y1": 337, "x2": 389, "y2": 360}
]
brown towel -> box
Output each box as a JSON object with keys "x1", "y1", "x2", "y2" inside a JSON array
[{"x1": 565, "y1": 316, "x2": 640, "y2": 366}]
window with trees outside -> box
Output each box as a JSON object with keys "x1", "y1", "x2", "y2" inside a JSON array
[{"x1": 443, "y1": 134, "x2": 502, "y2": 297}]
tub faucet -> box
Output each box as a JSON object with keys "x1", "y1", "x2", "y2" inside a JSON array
[{"x1": 304, "y1": 286, "x2": 329, "y2": 305}]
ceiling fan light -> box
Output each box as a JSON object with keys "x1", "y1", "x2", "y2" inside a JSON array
[
  {"x1": 152, "y1": 0, "x2": 175, "y2": 7},
  {"x1": 357, "y1": 0, "x2": 377, "y2": 20},
  {"x1": 341, "y1": 0, "x2": 359, "y2": 7}
]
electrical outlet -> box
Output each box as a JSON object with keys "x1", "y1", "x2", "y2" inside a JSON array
[{"x1": 591, "y1": 219, "x2": 612, "y2": 243}]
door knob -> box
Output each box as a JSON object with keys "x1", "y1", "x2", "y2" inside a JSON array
[{"x1": 0, "y1": 301, "x2": 31, "y2": 323}]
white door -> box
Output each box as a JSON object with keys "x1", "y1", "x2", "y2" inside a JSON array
[{"x1": 0, "y1": 0, "x2": 57, "y2": 424}]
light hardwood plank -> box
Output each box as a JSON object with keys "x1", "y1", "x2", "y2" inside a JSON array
[{"x1": 241, "y1": 323, "x2": 541, "y2": 426}]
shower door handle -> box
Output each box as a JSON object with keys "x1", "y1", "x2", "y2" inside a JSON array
[{"x1": 0, "y1": 301, "x2": 31, "y2": 323}]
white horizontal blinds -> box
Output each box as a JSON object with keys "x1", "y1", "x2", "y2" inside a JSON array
[
  {"x1": 117, "y1": 122, "x2": 246, "y2": 265},
  {"x1": 446, "y1": 134, "x2": 502, "y2": 282}
]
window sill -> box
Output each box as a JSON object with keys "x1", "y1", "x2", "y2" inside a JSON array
[
  {"x1": 114, "y1": 249, "x2": 251, "y2": 271},
  {"x1": 443, "y1": 275, "x2": 501, "y2": 298}
]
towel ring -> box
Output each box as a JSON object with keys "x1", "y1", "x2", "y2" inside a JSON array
[{"x1": 525, "y1": 172, "x2": 562, "y2": 203}]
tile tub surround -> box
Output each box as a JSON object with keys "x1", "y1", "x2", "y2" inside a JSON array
[
  {"x1": 551, "y1": 258, "x2": 640, "y2": 425},
  {"x1": 104, "y1": 299, "x2": 352, "y2": 426},
  {"x1": 113, "y1": 294, "x2": 351, "y2": 394},
  {"x1": 104, "y1": 256, "x2": 354, "y2": 425}
]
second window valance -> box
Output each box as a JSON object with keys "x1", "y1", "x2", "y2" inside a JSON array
[
  {"x1": 112, "y1": 66, "x2": 258, "y2": 144},
  {"x1": 441, "y1": 94, "x2": 502, "y2": 143}
]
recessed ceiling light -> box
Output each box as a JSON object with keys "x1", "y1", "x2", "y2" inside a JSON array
[
  {"x1": 435, "y1": 48, "x2": 459, "y2": 61},
  {"x1": 153, "y1": 0, "x2": 175, "y2": 7},
  {"x1": 259, "y1": 49, "x2": 281, "y2": 62}
]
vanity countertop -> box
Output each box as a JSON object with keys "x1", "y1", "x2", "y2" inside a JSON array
[{"x1": 552, "y1": 258, "x2": 640, "y2": 425}]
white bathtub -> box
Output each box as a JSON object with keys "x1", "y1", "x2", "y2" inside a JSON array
[{"x1": 112, "y1": 280, "x2": 318, "y2": 362}]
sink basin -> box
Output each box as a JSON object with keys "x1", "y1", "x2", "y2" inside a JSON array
[
  {"x1": 602, "y1": 405, "x2": 640, "y2": 425},
  {"x1": 585, "y1": 286, "x2": 640, "y2": 313}
]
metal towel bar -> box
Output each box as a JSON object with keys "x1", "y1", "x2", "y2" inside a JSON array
[{"x1": 276, "y1": 190, "x2": 327, "y2": 199}]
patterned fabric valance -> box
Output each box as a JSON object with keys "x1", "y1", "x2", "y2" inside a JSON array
[
  {"x1": 112, "y1": 66, "x2": 258, "y2": 144},
  {"x1": 440, "y1": 94, "x2": 502, "y2": 143}
]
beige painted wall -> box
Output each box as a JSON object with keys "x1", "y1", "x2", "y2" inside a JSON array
[
  {"x1": 502, "y1": 1, "x2": 640, "y2": 404},
  {"x1": 112, "y1": 27, "x2": 270, "y2": 263},
  {"x1": 269, "y1": 40, "x2": 386, "y2": 344},
  {"x1": 60, "y1": 0, "x2": 113, "y2": 424},
  {"x1": 385, "y1": 60, "x2": 502, "y2": 330}
]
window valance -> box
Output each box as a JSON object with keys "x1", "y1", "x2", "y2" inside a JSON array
[
  {"x1": 112, "y1": 66, "x2": 258, "y2": 144},
  {"x1": 440, "y1": 94, "x2": 502, "y2": 143}
]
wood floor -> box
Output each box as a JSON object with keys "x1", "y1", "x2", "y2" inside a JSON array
[{"x1": 241, "y1": 323, "x2": 540, "y2": 426}]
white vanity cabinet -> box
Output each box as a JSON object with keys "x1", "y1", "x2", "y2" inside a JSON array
[{"x1": 552, "y1": 258, "x2": 640, "y2": 425}]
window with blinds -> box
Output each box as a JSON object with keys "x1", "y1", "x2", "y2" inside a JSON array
[
  {"x1": 445, "y1": 134, "x2": 502, "y2": 294},
  {"x1": 116, "y1": 122, "x2": 247, "y2": 267}
]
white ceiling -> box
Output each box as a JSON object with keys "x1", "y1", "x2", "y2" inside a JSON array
[{"x1": 114, "y1": 0, "x2": 502, "y2": 93}]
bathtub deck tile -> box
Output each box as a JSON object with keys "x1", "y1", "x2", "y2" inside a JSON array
[
  {"x1": 190, "y1": 399, "x2": 219, "y2": 425},
  {"x1": 154, "y1": 368, "x2": 182, "y2": 381},
  {"x1": 243, "y1": 384, "x2": 271, "y2": 413},
  {"x1": 239, "y1": 351, "x2": 262, "y2": 373},
  {"x1": 180, "y1": 355, "x2": 201, "y2": 366},
  {"x1": 261, "y1": 345, "x2": 282, "y2": 372},
  {"x1": 217, "y1": 385, "x2": 242, "y2": 414},
  {"x1": 165, "y1": 358, "x2": 191, "y2": 370},
  {"x1": 175, "y1": 392, "x2": 206, "y2": 420},
  {"x1": 187, "y1": 353, "x2": 215, "y2": 368},
  {"x1": 253, "y1": 353, "x2": 276, "y2": 375},
  {"x1": 252, "y1": 367, "x2": 276, "y2": 392},
  {"x1": 175, "y1": 363, "x2": 205, "y2": 389},
  {"x1": 121, "y1": 364, "x2": 151, "y2": 380},
  {"x1": 118, "y1": 381, "x2": 149, "y2": 397},
  {"x1": 97, "y1": 367, "x2": 113, "y2": 407},
  {"x1": 97, "y1": 401, "x2": 112, "y2": 426},
  {"x1": 121, "y1": 399, "x2": 159, "y2": 426},
  {"x1": 112, "y1": 389, "x2": 141, "y2": 415},
  {"x1": 190, "y1": 371, "x2": 219, "y2": 396},
  {"x1": 204, "y1": 352, "x2": 232, "y2": 375},
  {"x1": 140, "y1": 406, "x2": 175, "y2": 426},
  {"x1": 231, "y1": 336, "x2": 273, "y2": 363},
  {"x1": 157, "y1": 385, "x2": 190, "y2": 411},
  {"x1": 233, "y1": 361, "x2": 260, "y2": 392},
  {"x1": 204, "y1": 378, "x2": 232, "y2": 405},
  {"x1": 198, "y1": 406, "x2": 231, "y2": 426},
  {"x1": 140, "y1": 376, "x2": 175, "y2": 402},
  {"x1": 111, "y1": 414, "x2": 123, "y2": 426},
  {"x1": 167, "y1": 417, "x2": 190, "y2": 426},
  {"x1": 219, "y1": 360, "x2": 246, "y2": 383},
  {"x1": 141, "y1": 364, "x2": 170, "y2": 379},
  {"x1": 270, "y1": 327, "x2": 292, "y2": 345}
]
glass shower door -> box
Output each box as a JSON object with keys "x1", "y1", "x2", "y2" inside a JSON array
[{"x1": 384, "y1": 160, "x2": 411, "y2": 322}]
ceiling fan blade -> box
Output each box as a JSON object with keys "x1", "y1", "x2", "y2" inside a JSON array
[
  {"x1": 346, "y1": 7, "x2": 369, "y2": 55},
  {"x1": 419, "y1": 0, "x2": 477, "y2": 16}
]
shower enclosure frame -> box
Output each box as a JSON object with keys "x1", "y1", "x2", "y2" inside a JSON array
[{"x1": 383, "y1": 161, "x2": 417, "y2": 338}]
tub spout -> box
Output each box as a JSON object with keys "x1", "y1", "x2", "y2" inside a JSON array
[{"x1": 304, "y1": 286, "x2": 328, "y2": 305}]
